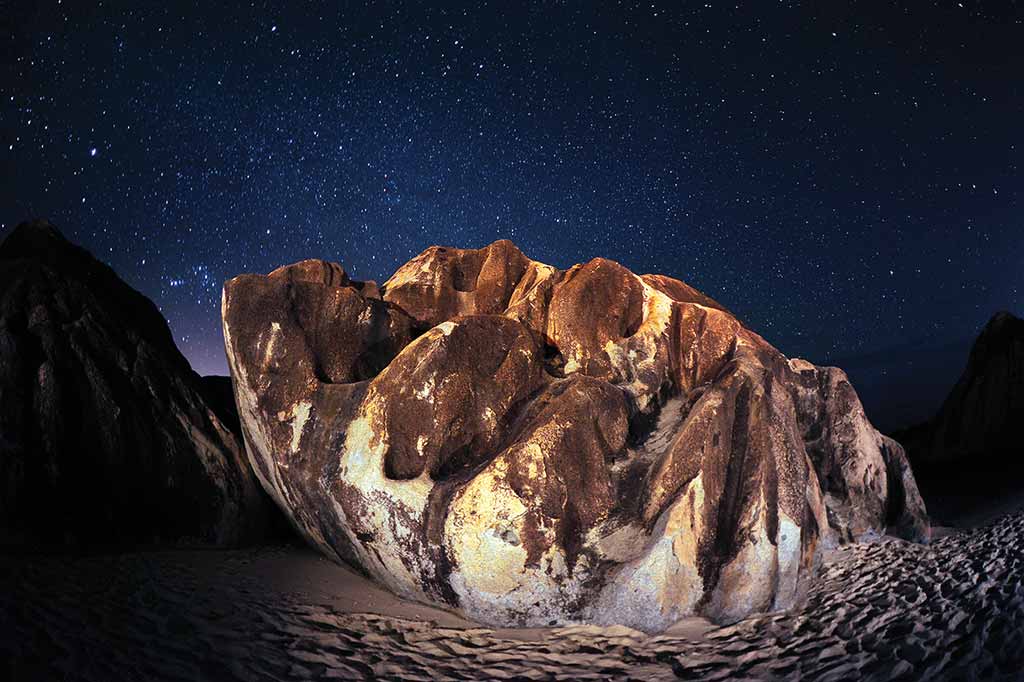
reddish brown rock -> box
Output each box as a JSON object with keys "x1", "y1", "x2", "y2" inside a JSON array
[
  {"x1": 381, "y1": 240, "x2": 531, "y2": 328},
  {"x1": 367, "y1": 314, "x2": 545, "y2": 481},
  {"x1": 547, "y1": 259, "x2": 646, "y2": 376},
  {"x1": 222, "y1": 239, "x2": 929, "y2": 631},
  {"x1": 640, "y1": 273, "x2": 730, "y2": 313}
]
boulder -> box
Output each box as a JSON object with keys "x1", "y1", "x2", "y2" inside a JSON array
[
  {"x1": 222, "y1": 239, "x2": 929, "y2": 631},
  {"x1": 0, "y1": 220, "x2": 281, "y2": 547}
]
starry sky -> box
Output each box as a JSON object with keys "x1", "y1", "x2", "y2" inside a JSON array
[{"x1": 2, "y1": 2, "x2": 1021, "y2": 426}]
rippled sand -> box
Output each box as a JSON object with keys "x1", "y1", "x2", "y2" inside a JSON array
[{"x1": 3, "y1": 512, "x2": 1024, "y2": 681}]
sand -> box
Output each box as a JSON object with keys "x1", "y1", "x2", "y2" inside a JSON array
[{"x1": 3, "y1": 509, "x2": 1024, "y2": 680}]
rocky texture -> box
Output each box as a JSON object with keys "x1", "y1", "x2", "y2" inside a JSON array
[
  {"x1": 0, "y1": 220, "x2": 280, "y2": 547},
  {"x1": 902, "y1": 312, "x2": 1024, "y2": 464},
  {"x1": 222, "y1": 239, "x2": 929, "y2": 631},
  {"x1": 4, "y1": 512, "x2": 1023, "y2": 681}
]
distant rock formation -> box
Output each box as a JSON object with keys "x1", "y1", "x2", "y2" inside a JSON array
[
  {"x1": 915, "y1": 312, "x2": 1024, "y2": 463},
  {"x1": 0, "y1": 220, "x2": 281, "y2": 547},
  {"x1": 222, "y1": 240, "x2": 928, "y2": 631}
]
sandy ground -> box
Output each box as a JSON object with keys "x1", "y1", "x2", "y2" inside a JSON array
[{"x1": 3, "y1": 504, "x2": 1024, "y2": 681}]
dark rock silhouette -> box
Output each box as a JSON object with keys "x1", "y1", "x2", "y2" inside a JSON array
[
  {"x1": 0, "y1": 219, "x2": 281, "y2": 547},
  {"x1": 894, "y1": 312, "x2": 1024, "y2": 466},
  {"x1": 922, "y1": 312, "x2": 1024, "y2": 462},
  {"x1": 222, "y1": 239, "x2": 929, "y2": 631},
  {"x1": 893, "y1": 311, "x2": 1024, "y2": 524}
]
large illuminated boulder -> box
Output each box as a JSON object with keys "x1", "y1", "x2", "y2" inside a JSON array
[{"x1": 222, "y1": 239, "x2": 928, "y2": 631}]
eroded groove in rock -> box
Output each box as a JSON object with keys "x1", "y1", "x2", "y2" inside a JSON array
[{"x1": 222, "y1": 239, "x2": 930, "y2": 631}]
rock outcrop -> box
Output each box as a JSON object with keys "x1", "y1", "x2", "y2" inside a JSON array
[
  {"x1": 0, "y1": 220, "x2": 280, "y2": 547},
  {"x1": 916, "y1": 312, "x2": 1024, "y2": 463},
  {"x1": 222, "y1": 239, "x2": 928, "y2": 631}
]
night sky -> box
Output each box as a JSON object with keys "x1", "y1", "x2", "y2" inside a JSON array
[{"x1": 2, "y1": 2, "x2": 1021, "y2": 426}]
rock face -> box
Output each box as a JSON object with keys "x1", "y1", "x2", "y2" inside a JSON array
[
  {"x1": 916, "y1": 312, "x2": 1024, "y2": 463},
  {"x1": 222, "y1": 239, "x2": 929, "y2": 631},
  {"x1": 0, "y1": 220, "x2": 280, "y2": 547}
]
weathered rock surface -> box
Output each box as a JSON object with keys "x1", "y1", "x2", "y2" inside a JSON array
[
  {"x1": 223, "y1": 239, "x2": 929, "y2": 631},
  {"x1": 0, "y1": 220, "x2": 281, "y2": 547}
]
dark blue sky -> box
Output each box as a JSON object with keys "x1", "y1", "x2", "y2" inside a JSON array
[{"x1": 3, "y1": 1, "x2": 1021, "y2": 399}]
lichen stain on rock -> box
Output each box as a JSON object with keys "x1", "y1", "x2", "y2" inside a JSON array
[{"x1": 222, "y1": 239, "x2": 930, "y2": 632}]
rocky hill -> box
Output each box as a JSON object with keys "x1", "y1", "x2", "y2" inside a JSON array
[
  {"x1": 917, "y1": 312, "x2": 1024, "y2": 463},
  {"x1": 892, "y1": 311, "x2": 1024, "y2": 525},
  {"x1": 0, "y1": 220, "x2": 281, "y2": 547}
]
